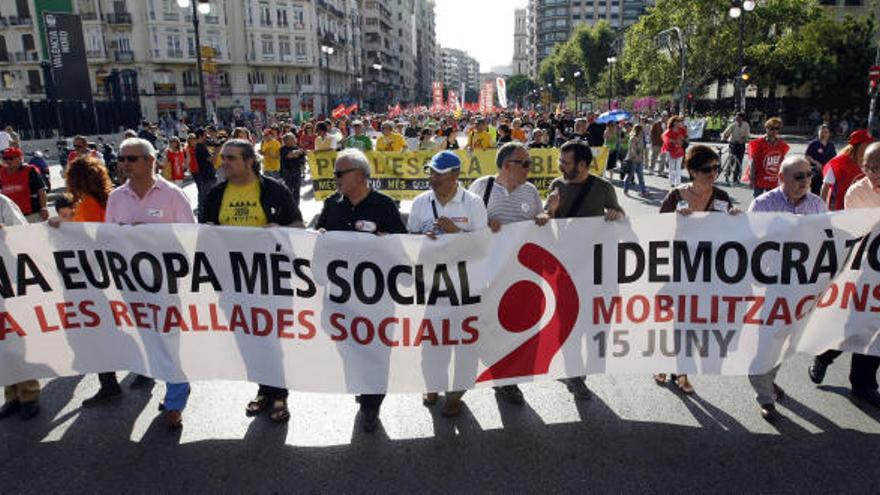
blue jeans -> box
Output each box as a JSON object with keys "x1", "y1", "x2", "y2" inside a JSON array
[
  {"x1": 164, "y1": 382, "x2": 190, "y2": 411},
  {"x1": 624, "y1": 160, "x2": 646, "y2": 194}
]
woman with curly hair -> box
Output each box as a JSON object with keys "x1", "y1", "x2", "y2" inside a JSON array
[{"x1": 65, "y1": 155, "x2": 112, "y2": 222}]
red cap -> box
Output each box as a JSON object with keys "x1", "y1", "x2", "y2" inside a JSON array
[
  {"x1": 848, "y1": 129, "x2": 875, "y2": 146},
  {"x1": 1, "y1": 147, "x2": 22, "y2": 159}
]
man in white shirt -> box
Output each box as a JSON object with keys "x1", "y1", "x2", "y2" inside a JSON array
[
  {"x1": 407, "y1": 150, "x2": 487, "y2": 416},
  {"x1": 407, "y1": 151, "x2": 488, "y2": 237},
  {"x1": 0, "y1": 127, "x2": 11, "y2": 151}
]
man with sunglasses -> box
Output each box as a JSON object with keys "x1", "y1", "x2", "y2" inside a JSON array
[
  {"x1": 807, "y1": 142, "x2": 880, "y2": 409},
  {"x1": 468, "y1": 142, "x2": 550, "y2": 405},
  {"x1": 315, "y1": 148, "x2": 406, "y2": 433},
  {"x1": 747, "y1": 117, "x2": 789, "y2": 197},
  {"x1": 748, "y1": 156, "x2": 826, "y2": 421},
  {"x1": 0, "y1": 147, "x2": 48, "y2": 222},
  {"x1": 66, "y1": 135, "x2": 99, "y2": 165},
  {"x1": 94, "y1": 138, "x2": 196, "y2": 428}
]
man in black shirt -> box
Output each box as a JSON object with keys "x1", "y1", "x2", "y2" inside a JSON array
[
  {"x1": 193, "y1": 128, "x2": 216, "y2": 213},
  {"x1": 315, "y1": 148, "x2": 406, "y2": 433},
  {"x1": 586, "y1": 114, "x2": 606, "y2": 147},
  {"x1": 279, "y1": 132, "x2": 305, "y2": 208}
]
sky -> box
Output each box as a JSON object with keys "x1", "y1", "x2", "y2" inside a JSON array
[{"x1": 434, "y1": 0, "x2": 529, "y2": 73}]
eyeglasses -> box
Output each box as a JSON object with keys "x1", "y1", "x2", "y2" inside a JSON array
[
  {"x1": 766, "y1": 126, "x2": 781, "y2": 131},
  {"x1": 791, "y1": 171, "x2": 814, "y2": 182},
  {"x1": 117, "y1": 155, "x2": 146, "y2": 163},
  {"x1": 508, "y1": 159, "x2": 533, "y2": 169},
  {"x1": 334, "y1": 168, "x2": 358, "y2": 178}
]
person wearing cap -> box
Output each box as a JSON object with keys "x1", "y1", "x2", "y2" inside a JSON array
[
  {"x1": 808, "y1": 141, "x2": 880, "y2": 409},
  {"x1": 0, "y1": 189, "x2": 41, "y2": 421},
  {"x1": 819, "y1": 129, "x2": 874, "y2": 212},
  {"x1": 0, "y1": 147, "x2": 48, "y2": 222},
  {"x1": 376, "y1": 120, "x2": 407, "y2": 152},
  {"x1": 260, "y1": 128, "x2": 282, "y2": 179},
  {"x1": 407, "y1": 151, "x2": 487, "y2": 416},
  {"x1": 314, "y1": 148, "x2": 406, "y2": 433},
  {"x1": 467, "y1": 118, "x2": 491, "y2": 151},
  {"x1": 344, "y1": 120, "x2": 373, "y2": 151},
  {"x1": 747, "y1": 117, "x2": 790, "y2": 197}
]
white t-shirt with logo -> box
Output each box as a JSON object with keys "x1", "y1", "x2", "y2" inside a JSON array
[{"x1": 407, "y1": 184, "x2": 488, "y2": 234}]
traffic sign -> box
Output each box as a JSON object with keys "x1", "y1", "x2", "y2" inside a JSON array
[
  {"x1": 202, "y1": 62, "x2": 217, "y2": 74},
  {"x1": 869, "y1": 65, "x2": 880, "y2": 81},
  {"x1": 200, "y1": 46, "x2": 215, "y2": 58}
]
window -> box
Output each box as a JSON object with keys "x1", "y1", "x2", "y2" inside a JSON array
[
  {"x1": 274, "y1": 72, "x2": 289, "y2": 85},
  {"x1": 183, "y1": 70, "x2": 198, "y2": 88},
  {"x1": 292, "y1": 5, "x2": 304, "y2": 27},
  {"x1": 21, "y1": 33, "x2": 34, "y2": 51},
  {"x1": 279, "y1": 36, "x2": 291, "y2": 57},
  {"x1": 261, "y1": 35, "x2": 274, "y2": 56},
  {"x1": 248, "y1": 71, "x2": 265, "y2": 85},
  {"x1": 295, "y1": 37, "x2": 306, "y2": 57},
  {"x1": 277, "y1": 7, "x2": 289, "y2": 27},
  {"x1": 1, "y1": 71, "x2": 13, "y2": 89},
  {"x1": 259, "y1": 1, "x2": 271, "y2": 26},
  {"x1": 117, "y1": 37, "x2": 131, "y2": 52}
]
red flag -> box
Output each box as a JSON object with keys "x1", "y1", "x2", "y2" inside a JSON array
[
  {"x1": 345, "y1": 103, "x2": 359, "y2": 115},
  {"x1": 331, "y1": 104, "x2": 346, "y2": 119}
]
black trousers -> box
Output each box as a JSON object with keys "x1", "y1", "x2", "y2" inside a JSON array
[
  {"x1": 257, "y1": 384, "x2": 289, "y2": 401},
  {"x1": 98, "y1": 372, "x2": 120, "y2": 391},
  {"x1": 358, "y1": 394, "x2": 384, "y2": 412},
  {"x1": 817, "y1": 350, "x2": 880, "y2": 390}
]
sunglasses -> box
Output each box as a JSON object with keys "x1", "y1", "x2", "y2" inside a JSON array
[
  {"x1": 792, "y1": 171, "x2": 814, "y2": 182},
  {"x1": 508, "y1": 159, "x2": 533, "y2": 169},
  {"x1": 117, "y1": 155, "x2": 145, "y2": 163},
  {"x1": 334, "y1": 168, "x2": 358, "y2": 178}
]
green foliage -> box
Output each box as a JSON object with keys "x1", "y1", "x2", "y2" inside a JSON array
[{"x1": 505, "y1": 74, "x2": 538, "y2": 104}]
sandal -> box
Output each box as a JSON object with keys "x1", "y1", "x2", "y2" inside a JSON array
[
  {"x1": 269, "y1": 399, "x2": 290, "y2": 423},
  {"x1": 675, "y1": 374, "x2": 695, "y2": 394},
  {"x1": 246, "y1": 395, "x2": 269, "y2": 417},
  {"x1": 653, "y1": 373, "x2": 667, "y2": 385}
]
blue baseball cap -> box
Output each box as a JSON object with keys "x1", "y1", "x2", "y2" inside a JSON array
[{"x1": 426, "y1": 151, "x2": 461, "y2": 174}]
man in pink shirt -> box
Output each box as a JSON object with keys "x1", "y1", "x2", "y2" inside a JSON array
[{"x1": 85, "y1": 137, "x2": 196, "y2": 429}]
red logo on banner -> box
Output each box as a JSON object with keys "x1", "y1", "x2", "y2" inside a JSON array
[{"x1": 476, "y1": 243, "x2": 580, "y2": 382}]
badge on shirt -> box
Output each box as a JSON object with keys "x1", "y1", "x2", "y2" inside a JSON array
[
  {"x1": 355, "y1": 220, "x2": 377, "y2": 233},
  {"x1": 712, "y1": 200, "x2": 729, "y2": 213},
  {"x1": 147, "y1": 208, "x2": 164, "y2": 218},
  {"x1": 450, "y1": 217, "x2": 469, "y2": 223},
  {"x1": 521, "y1": 202, "x2": 533, "y2": 213}
]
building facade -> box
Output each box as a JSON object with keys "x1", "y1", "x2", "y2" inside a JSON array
[
  {"x1": 526, "y1": 0, "x2": 654, "y2": 78},
  {"x1": 0, "y1": 0, "x2": 434, "y2": 121},
  {"x1": 512, "y1": 8, "x2": 528, "y2": 76},
  {"x1": 438, "y1": 46, "x2": 479, "y2": 98}
]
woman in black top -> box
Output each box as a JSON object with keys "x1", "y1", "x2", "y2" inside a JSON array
[
  {"x1": 654, "y1": 144, "x2": 739, "y2": 394},
  {"x1": 439, "y1": 127, "x2": 460, "y2": 150}
]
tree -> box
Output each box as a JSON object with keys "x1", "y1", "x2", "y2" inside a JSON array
[{"x1": 505, "y1": 74, "x2": 538, "y2": 107}]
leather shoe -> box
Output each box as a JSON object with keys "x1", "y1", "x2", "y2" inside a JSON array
[
  {"x1": 0, "y1": 401, "x2": 21, "y2": 420},
  {"x1": 19, "y1": 401, "x2": 40, "y2": 421},
  {"x1": 808, "y1": 358, "x2": 828, "y2": 384},
  {"x1": 773, "y1": 384, "x2": 785, "y2": 401},
  {"x1": 82, "y1": 386, "x2": 122, "y2": 407},
  {"x1": 852, "y1": 388, "x2": 880, "y2": 408},
  {"x1": 562, "y1": 377, "x2": 591, "y2": 401},
  {"x1": 760, "y1": 403, "x2": 778, "y2": 422},
  {"x1": 422, "y1": 393, "x2": 439, "y2": 406},
  {"x1": 164, "y1": 410, "x2": 183, "y2": 430}
]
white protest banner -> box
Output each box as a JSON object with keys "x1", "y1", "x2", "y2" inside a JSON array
[
  {"x1": 2, "y1": 211, "x2": 880, "y2": 393},
  {"x1": 496, "y1": 77, "x2": 508, "y2": 109}
]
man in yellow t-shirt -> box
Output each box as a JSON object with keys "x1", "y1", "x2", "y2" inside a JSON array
[
  {"x1": 467, "y1": 118, "x2": 491, "y2": 151},
  {"x1": 198, "y1": 138, "x2": 303, "y2": 423},
  {"x1": 375, "y1": 120, "x2": 407, "y2": 152},
  {"x1": 260, "y1": 128, "x2": 282, "y2": 178}
]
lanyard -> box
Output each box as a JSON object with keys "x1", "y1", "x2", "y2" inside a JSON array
[{"x1": 430, "y1": 199, "x2": 439, "y2": 220}]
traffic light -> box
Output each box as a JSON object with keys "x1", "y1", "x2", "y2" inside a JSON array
[
  {"x1": 870, "y1": 79, "x2": 878, "y2": 95},
  {"x1": 740, "y1": 66, "x2": 750, "y2": 82}
]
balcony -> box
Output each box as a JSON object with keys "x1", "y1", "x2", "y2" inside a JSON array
[
  {"x1": 26, "y1": 85, "x2": 42, "y2": 94},
  {"x1": 13, "y1": 51, "x2": 39, "y2": 62},
  {"x1": 183, "y1": 86, "x2": 200, "y2": 96},
  {"x1": 0, "y1": 52, "x2": 9, "y2": 63},
  {"x1": 163, "y1": 12, "x2": 180, "y2": 22},
  {"x1": 251, "y1": 83, "x2": 268, "y2": 93},
  {"x1": 86, "y1": 49, "x2": 105, "y2": 59},
  {"x1": 220, "y1": 86, "x2": 232, "y2": 95},
  {"x1": 7, "y1": 16, "x2": 33, "y2": 27},
  {"x1": 276, "y1": 83, "x2": 292, "y2": 93},
  {"x1": 204, "y1": 15, "x2": 219, "y2": 24},
  {"x1": 114, "y1": 50, "x2": 134, "y2": 62},
  {"x1": 105, "y1": 13, "x2": 132, "y2": 25},
  {"x1": 80, "y1": 12, "x2": 99, "y2": 21},
  {"x1": 167, "y1": 49, "x2": 184, "y2": 58}
]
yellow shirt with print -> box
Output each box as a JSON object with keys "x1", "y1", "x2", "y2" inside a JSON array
[
  {"x1": 376, "y1": 133, "x2": 407, "y2": 152},
  {"x1": 210, "y1": 145, "x2": 222, "y2": 169},
  {"x1": 261, "y1": 139, "x2": 281, "y2": 172},
  {"x1": 468, "y1": 130, "x2": 491, "y2": 150},
  {"x1": 219, "y1": 180, "x2": 267, "y2": 227}
]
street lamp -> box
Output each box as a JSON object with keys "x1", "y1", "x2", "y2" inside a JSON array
[
  {"x1": 370, "y1": 64, "x2": 382, "y2": 110},
  {"x1": 730, "y1": 0, "x2": 756, "y2": 113},
  {"x1": 606, "y1": 56, "x2": 617, "y2": 110},
  {"x1": 573, "y1": 71, "x2": 582, "y2": 110},
  {"x1": 176, "y1": 0, "x2": 211, "y2": 123},
  {"x1": 320, "y1": 44, "x2": 335, "y2": 116}
]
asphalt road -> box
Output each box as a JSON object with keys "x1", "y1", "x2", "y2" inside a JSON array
[{"x1": 2, "y1": 140, "x2": 879, "y2": 494}]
